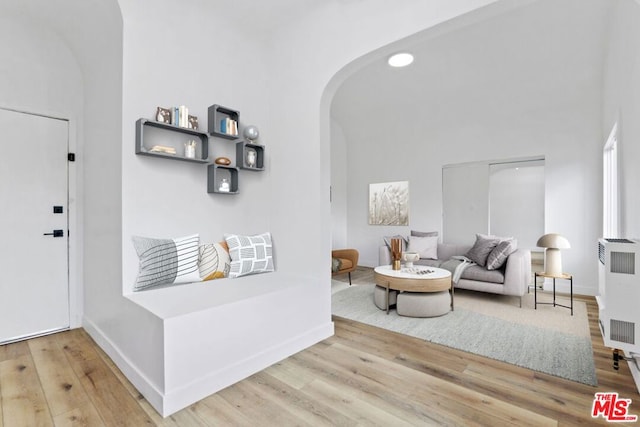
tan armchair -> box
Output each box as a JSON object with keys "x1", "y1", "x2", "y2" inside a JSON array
[{"x1": 331, "y1": 249, "x2": 359, "y2": 285}]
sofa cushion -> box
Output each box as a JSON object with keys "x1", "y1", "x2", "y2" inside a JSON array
[
  {"x1": 465, "y1": 234, "x2": 501, "y2": 267},
  {"x1": 407, "y1": 235, "x2": 438, "y2": 260},
  {"x1": 486, "y1": 238, "x2": 517, "y2": 270},
  {"x1": 415, "y1": 259, "x2": 443, "y2": 268},
  {"x1": 460, "y1": 265, "x2": 505, "y2": 284},
  {"x1": 338, "y1": 258, "x2": 353, "y2": 270}
]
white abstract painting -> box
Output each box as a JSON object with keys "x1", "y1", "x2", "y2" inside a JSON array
[{"x1": 369, "y1": 181, "x2": 409, "y2": 226}]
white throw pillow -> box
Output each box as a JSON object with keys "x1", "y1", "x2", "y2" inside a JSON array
[
  {"x1": 407, "y1": 235, "x2": 438, "y2": 260},
  {"x1": 132, "y1": 234, "x2": 201, "y2": 291}
]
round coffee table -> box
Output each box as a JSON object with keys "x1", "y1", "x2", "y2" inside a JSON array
[{"x1": 374, "y1": 265, "x2": 453, "y2": 315}]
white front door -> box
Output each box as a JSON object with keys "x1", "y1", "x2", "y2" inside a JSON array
[{"x1": 0, "y1": 108, "x2": 70, "y2": 343}]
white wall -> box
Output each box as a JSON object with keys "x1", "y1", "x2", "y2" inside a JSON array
[
  {"x1": 331, "y1": 0, "x2": 608, "y2": 295},
  {"x1": 331, "y1": 118, "x2": 348, "y2": 248},
  {"x1": 0, "y1": 9, "x2": 85, "y2": 328},
  {"x1": 603, "y1": 0, "x2": 640, "y2": 240}
]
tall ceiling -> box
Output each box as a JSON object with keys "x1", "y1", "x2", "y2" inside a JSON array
[{"x1": 331, "y1": 0, "x2": 614, "y2": 133}]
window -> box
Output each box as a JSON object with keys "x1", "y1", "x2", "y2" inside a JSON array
[{"x1": 603, "y1": 122, "x2": 619, "y2": 238}]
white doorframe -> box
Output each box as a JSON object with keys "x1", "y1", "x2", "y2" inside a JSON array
[{"x1": 0, "y1": 105, "x2": 82, "y2": 331}]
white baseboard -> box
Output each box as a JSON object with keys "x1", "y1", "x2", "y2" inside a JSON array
[
  {"x1": 82, "y1": 316, "x2": 165, "y2": 412},
  {"x1": 162, "y1": 321, "x2": 335, "y2": 416}
]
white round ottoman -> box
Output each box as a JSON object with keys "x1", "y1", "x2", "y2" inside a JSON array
[
  {"x1": 373, "y1": 285, "x2": 397, "y2": 310},
  {"x1": 397, "y1": 291, "x2": 451, "y2": 318}
]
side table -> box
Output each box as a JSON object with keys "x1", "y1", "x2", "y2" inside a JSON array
[{"x1": 534, "y1": 272, "x2": 573, "y2": 315}]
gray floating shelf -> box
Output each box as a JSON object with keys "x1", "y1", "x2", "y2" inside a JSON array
[
  {"x1": 236, "y1": 141, "x2": 265, "y2": 171},
  {"x1": 136, "y1": 118, "x2": 209, "y2": 163},
  {"x1": 208, "y1": 165, "x2": 239, "y2": 194},
  {"x1": 208, "y1": 104, "x2": 240, "y2": 140}
]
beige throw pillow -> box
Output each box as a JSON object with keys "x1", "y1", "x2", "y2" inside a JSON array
[{"x1": 407, "y1": 235, "x2": 438, "y2": 260}]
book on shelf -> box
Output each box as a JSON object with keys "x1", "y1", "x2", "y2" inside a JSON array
[{"x1": 219, "y1": 117, "x2": 238, "y2": 136}]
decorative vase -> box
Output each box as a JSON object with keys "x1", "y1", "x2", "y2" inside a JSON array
[
  {"x1": 402, "y1": 252, "x2": 420, "y2": 268},
  {"x1": 246, "y1": 149, "x2": 257, "y2": 168},
  {"x1": 390, "y1": 238, "x2": 402, "y2": 270}
]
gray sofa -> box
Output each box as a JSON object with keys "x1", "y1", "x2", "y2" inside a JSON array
[{"x1": 379, "y1": 242, "x2": 531, "y2": 305}]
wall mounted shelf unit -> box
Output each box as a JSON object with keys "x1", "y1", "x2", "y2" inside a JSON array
[
  {"x1": 208, "y1": 104, "x2": 240, "y2": 140},
  {"x1": 135, "y1": 118, "x2": 209, "y2": 163},
  {"x1": 236, "y1": 141, "x2": 265, "y2": 171},
  {"x1": 208, "y1": 164, "x2": 239, "y2": 194}
]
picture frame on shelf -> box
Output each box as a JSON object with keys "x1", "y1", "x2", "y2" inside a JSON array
[
  {"x1": 188, "y1": 115, "x2": 199, "y2": 130},
  {"x1": 156, "y1": 107, "x2": 172, "y2": 124}
]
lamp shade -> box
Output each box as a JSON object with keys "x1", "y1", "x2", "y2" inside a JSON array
[
  {"x1": 536, "y1": 233, "x2": 570, "y2": 249},
  {"x1": 537, "y1": 233, "x2": 570, "y2": 276}
]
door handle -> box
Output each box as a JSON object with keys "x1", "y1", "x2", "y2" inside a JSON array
[{"x1": 44, "y1": 229, "x2": 64, "y2": 237}]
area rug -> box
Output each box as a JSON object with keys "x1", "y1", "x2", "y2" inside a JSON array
[{"x1": 331, "y1": 282, "x2": 597, "y2": 386}]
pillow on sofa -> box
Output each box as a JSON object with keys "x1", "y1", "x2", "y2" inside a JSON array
[
  {"x1": 407, "y1": 235, "x2": 438, "y2": 260},
  {"x1": 465, "y1": 234, "x2": 501, "y2": 267},
  {"x1": 132, "y1": 234, "x2": 201, "y2": 291},
  {"x1": 411, "y1": 230, "x2": 438, "y2": 237},
  {"x1": 224, "y1": 232, "x2": 274, "y2": 278},
  {"x1": 199, "y1": 242, "x2": 231, "y2": 281},
  {"x1": 486, "y1": 238, "x2": 517, "y2": 270}
]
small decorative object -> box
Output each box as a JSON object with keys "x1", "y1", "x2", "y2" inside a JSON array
[
  {"x1": 243, "y1": 125, "x2": 260, "y2": 143},
  {"x1": 184, "y1": 140, "x2": 196, "y2": 159},
  {"x1": 156, "y1": 107, "x2": 172, "y2": 124},
  {"x1": 402, "y1": 252, "x2": 420, "y2": 268},
  {"x1": 246, "y1": 149, "x2": 257, "y2": 168},
  {"x1": 214, "y1": 157, "x2": 231, "y2": 166},
  {"x1": 188, "y1": 115, "x2": 199, "y2": 130},
  {"x1": 536, "y1": 233, "x2": 570, "y2": 276},
  {"x1": 219, "y1": 178, "x2": 230, "y2": 193},
  {"x1": 390, "y1": 237, "x2": 402, "y2": 270}
]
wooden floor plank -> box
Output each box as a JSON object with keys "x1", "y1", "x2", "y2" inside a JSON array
[
  {"x1": 198, "y1": 392, "x2": 255, "y2": 426},
  {"x1": 0, "y1": 354, "x2": 54, "y2": 427},
  {"x1": 0, "y1": 340, "x2": 30, "y2": 363},
  {"x1": 52, "y1": 402, "x2": 106, "y2": 427},
  {"x1": 28, "y1": 334, "x2": 89, "y2": 417},
  {"x1": 58, "y1": 335, "x2": 153, "y2": 427},
  {"x1": 0, "y1": 267, "x2": 638, "y2": 425}
]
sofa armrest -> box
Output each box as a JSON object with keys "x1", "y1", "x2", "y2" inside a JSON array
[
  {"x1": 378, "y1": 246, "x2": 391, "y2": 266},
  {"x1": 502, "y1": 249, "x2": 531, "y2": 296}
]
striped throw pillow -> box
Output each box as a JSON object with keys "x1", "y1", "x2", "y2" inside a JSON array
[{"x1": 132, "y1": 234, "x2": 200, "y2": 291}]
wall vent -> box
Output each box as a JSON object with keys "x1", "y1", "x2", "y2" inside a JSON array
[
  {"x1": 611, "y1": 251, "x2": 636, "y2": 274},
  {"x1": 611, "y1": 319, "x2": 635, "y2": 345}
]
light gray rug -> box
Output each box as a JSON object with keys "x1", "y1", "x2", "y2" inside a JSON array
[{"x1": 332, "y1": 283, "x2": 597, "y2": 386}]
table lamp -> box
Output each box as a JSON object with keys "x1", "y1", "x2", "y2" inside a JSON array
[{"x1": 536, "y1": 233, "x2": 570, "y2": 276}]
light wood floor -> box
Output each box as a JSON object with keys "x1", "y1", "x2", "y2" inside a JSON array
[{"x1": 1, "y1": 267, "x2": 639, "y2": 426}]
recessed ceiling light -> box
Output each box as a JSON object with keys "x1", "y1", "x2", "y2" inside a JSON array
[{"x1": 388, "y1": 52, "x2": 414, "y2": 67}]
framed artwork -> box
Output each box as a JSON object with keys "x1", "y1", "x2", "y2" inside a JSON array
[
  {"x1": 369, "y1": 181, "x2": 409, "y2": 225},
  {"x1": 188, "y1": 115, "x2": 199, "y2": 130},
  {"x1": 156, "y1": 107, "x2": 172, "y2": 124}
]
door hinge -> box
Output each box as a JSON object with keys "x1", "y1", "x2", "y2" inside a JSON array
[{"x1": 68, "y1": 153, "x2": 75, "y2": 162}]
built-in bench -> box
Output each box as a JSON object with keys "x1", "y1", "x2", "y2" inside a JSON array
[{"x1": 85, "y1": 272, "x2": 334, "y2": 417}]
